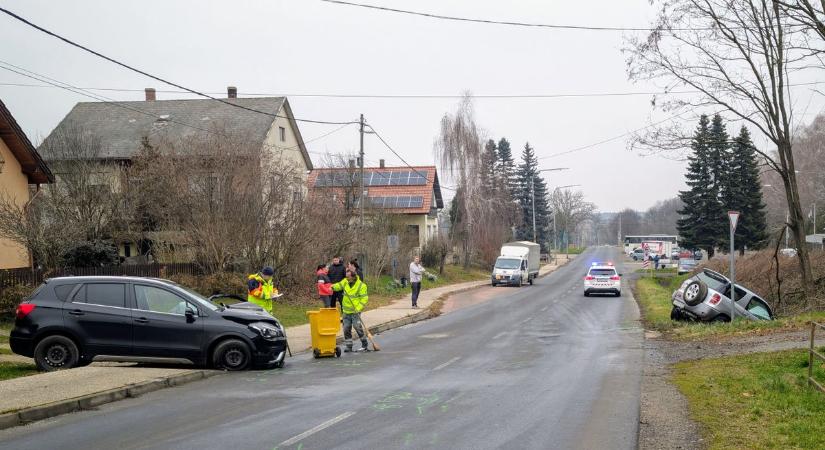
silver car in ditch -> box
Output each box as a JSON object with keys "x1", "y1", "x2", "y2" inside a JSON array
[{"x1": 671, "y1": 269, "x2": 774, "y2": 322}]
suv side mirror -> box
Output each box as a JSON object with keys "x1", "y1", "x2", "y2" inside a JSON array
[{"x1": 185, "y1": 307, "x2": 197, "y2": 322}]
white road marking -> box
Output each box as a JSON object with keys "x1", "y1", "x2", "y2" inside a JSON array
[
  {"x1": 433, "y1": 356, "x2": 461, "y2": 371},
  {"x1": 278, "y1": 411, "x2": 356, "y2": 447},
  {"x1": 492, "y1": 331, "x2": 508, "y2": 339}
]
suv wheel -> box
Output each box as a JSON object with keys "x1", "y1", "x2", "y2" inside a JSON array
[
  {"x1": 682, "y1": 280, "x2": 708, "y2": 306},
  {"x1": 34, "y1": 335, "x2": 80, "y2": 372},
  {"x1": 213, "y1": 339, "x2": 251, "y2": 371},
  {"x1": 712, "y1": 314, "x2": 731, "y2": 323}
]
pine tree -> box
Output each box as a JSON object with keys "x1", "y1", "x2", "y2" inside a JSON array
[
  {"x1": 707, "y1": 113, "x2": 730, "y2": 246},
  {"x1": 678, "y1": 115, "x2": 725, "y2": 257},
  {"x1": 515, "y1": 143, "x2": 551, "y2": 248},
  {"x1": 480, "y1": 139, "x2": 499, "y2": 196},
  {"x1": 720, "y1": 127, "x2": 769, "y2": 254},
  {"x1": 496, "y1": 137, "x2": 517, "y2": 197}
]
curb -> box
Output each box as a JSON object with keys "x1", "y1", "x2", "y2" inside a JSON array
[{"x1": 0, "y1": 369, "x2": 222, "y2": 431}]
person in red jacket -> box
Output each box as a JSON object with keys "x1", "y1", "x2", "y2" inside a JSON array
[{"x1": 316, "y1": 264, "x2": 333, "y2": 307}]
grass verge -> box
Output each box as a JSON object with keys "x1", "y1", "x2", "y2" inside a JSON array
[
  {"x1": 0, "y1": 362, "x2": 38, "y2": 381},
  {"x1": 633, "y1": 275, "x2": 825, "y2": 340},
  {"x1": 673, "y1": 349, "x2": 825, "y2": 450}
]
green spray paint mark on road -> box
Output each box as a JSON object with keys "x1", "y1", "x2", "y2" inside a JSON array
[{"x1": 403, "y1": 432, "x2": 414, "y2": 446}]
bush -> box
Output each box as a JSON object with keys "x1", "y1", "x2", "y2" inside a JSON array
[
  {"x1": 61, "y1": 240, "x2": 119, "y2": 268},
  {"x1": 0, "y1": 284, "x2": 34, "y2": 317}
]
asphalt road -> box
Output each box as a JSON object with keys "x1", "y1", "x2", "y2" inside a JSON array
[{"x1": 0, "y1": 246, "x2": 643, "y2": 450}]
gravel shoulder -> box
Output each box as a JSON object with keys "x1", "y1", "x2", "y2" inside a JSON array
[{"x1": 637, "y1": 288, "x2": 812, "y2": 450}]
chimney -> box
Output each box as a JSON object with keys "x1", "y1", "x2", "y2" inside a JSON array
[
  {"x1": 379, "y1": 159, "x2": 385, "y2": 168},
  {"x1": 144, "y1": 88, "x2": 156, "y2": 101},
  {"x1": 227, "y1": 86, "x2": 237, "y2": 99}
]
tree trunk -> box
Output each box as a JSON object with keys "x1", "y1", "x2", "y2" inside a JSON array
[
  {"x1": 707, "y1": 246, "x2": 715, "y2": 258},
  {"x1": 778, "y1": 144, "x2": 814, "y2": 303}
]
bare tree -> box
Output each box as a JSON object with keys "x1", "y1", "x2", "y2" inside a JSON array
[
  {"x1": 626, "y1": 0, "x2": 818, "y2": 300},
  {"x1": 777, "y1": 1, "x2": 825, "y2": 44},
  {"x1": 552, "y1": 189, "x2": 596, "y2": 250},
  {"x1": 0, "y1": 123, "x2": 126, "y2": 268},
  {"x1": 434, "y1": 96, "x2": 484, "y2": 269}
]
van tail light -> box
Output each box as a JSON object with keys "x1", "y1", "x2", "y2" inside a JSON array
[
  {"x1": 708, "y1": 294, "x2": 722, "y2": 306},
  {"x1": 16, "y1": 303, "x2": 36, "y2": 319},
  {"x1": 610, "y1": 275, "x2": 620, "y2": 281},
  {"x1": 584, "y1": 276, "x2": 594, "y2": 281}
]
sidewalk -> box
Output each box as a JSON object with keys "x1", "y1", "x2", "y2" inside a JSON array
[{"x1": 0, "y1": 257, "x2": 574, "y2": 429}]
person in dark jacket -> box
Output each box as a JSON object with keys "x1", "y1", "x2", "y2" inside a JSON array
[{"x1": 327, "y1": 256, "x2": 346, "y2": 308}]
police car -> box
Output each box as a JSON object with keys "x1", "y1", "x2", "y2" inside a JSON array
[{"x1": 583, "y1": 262, "x2": 622, "y2": 297}]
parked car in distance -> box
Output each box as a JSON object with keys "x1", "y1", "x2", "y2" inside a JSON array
[
  {"x1": 10, "y1": 276, "x2": 288, "y2": 372},
  {"x1": 677, "y1": 256, "x2": 698, "y2": 274},
  {"x1": 630, "y1": 248, "x2": 645, "y2": 261},
  {"x1": 779, "y1": 248, "x2": 798, "y2": 257},
  {"x1": 671, "y1": 269, "x2": 774, "y2": 322}
]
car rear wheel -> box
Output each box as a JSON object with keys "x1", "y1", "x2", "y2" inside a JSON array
[
  {"x1": 213, "y1": 339, "x2": 251, "y2": 371},
  {"x1": 712, "y1": 314, "x2": 731, "y2": 323},
  {"x1": 682, "y1": 280, "x2": 708, "y2": 306},
  {"x1": 34, "y1": 335, "x2": 80, "y2": 372}
]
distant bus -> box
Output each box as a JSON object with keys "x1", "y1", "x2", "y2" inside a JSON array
[{"x1": 623, "y1": 235, "x2": 678, "y2": 255}]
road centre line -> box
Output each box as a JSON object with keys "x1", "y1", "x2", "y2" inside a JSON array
[
  {"x1": 432, "y1": 356, "x2": 461, "y2": 371},
  {"x1": 278, "y1": 411, "x2": 356, "y2": 447}
]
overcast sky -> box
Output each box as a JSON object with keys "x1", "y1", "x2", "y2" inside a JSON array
[{"x1": 1, "y1": 0, "x2": 821, "y2": 212}]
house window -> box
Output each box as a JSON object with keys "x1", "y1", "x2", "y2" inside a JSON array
[{"x1": 279, "y1": 126, "x2": 286, "y2": 142}]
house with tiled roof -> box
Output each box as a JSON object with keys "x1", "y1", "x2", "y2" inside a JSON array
[
  {"x1": 307, "y1": 161, "x2": 444, "y2": 248},
  {"x1": 0, "y1": 99, "x2": 54, "y2": 268},
  {"x1": 38, "y1": 87, "x2": 312, "y2": 259}
]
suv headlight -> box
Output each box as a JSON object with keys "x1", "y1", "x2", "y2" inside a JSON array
[{"x1": 249, "y1": 322, "x2": 284, "y2": 340}]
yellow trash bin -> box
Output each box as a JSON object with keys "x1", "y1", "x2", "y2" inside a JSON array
[{"x1": 307, "y1": 308, "x2": 341, "y2": 358}]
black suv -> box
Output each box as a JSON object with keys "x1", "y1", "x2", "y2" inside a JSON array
[{"x1": 10, "y1": 276, "x2": 287, "y2": 371}]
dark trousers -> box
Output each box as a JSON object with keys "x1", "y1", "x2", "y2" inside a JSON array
[
  {"x1": 330, "y1": 291, "x2": 343, "y2": 308},
  {"x1": 320, "y1": 295, "x2": 332, "y2": 308},
  {"x1": 411, "y1": 282, "x2": 422, "y2": 306}
]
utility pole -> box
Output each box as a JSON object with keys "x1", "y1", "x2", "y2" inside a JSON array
[
  {"x1": 531, "y1": 176, "x2": 537, "y2": 242},
  {"x1": 359, "y1": 114, "x2": 365, "y2": 252}
]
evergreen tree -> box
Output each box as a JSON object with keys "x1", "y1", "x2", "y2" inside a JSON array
[
  {"x1": 480, "y1": 139, "x2": 499, "y2": 195},
  {"x1": 496, "y1": 137, "x2": 518, "y2": 197},
  {"x1": 515, "y1": 143, "x2": 551, "y2": 248},
  {"x1": 706, "y1": 113, "x2": 731, "y2": 246},
  {"x1": 678, "y1": 115, "x2": 725, "y2": 257},
  {"x1": 719, "y1": 127, "x2": 769, "y2": 254}
]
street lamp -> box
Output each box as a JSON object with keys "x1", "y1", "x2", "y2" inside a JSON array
[
  {"x1": 532, "y1": 168, "x2": 569, "y2": 243},
  {"x1": 551, "y1": 184, "x2": 581, "y2": 252}
]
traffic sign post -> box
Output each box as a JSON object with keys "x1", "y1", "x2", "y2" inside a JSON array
[{"x1": 728, "y1": 211, "x2": 740, "y2": 322}]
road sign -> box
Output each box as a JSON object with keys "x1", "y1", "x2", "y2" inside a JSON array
[
  {"x1": 728, "y1": 211, "x2": 740, "y2": 321},
  {"x1": 728, "y1": 211, "x2": 740, "y2": 232}
]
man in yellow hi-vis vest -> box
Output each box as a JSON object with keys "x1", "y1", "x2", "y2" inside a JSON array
[
  {"x1": 247, "y1": 266, "x2": 281, "y2": 314},
  {"x1": 331, "y1": 269, "x2": 369, "y2": 352}
]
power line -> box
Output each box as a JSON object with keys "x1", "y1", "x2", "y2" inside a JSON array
[
  {"x1": 0, "y1": 81, "x2": 698, "y2": 99},
  {"x1": 0, "y1": 6, "x2": 359, "y2": 126},
  {"x1": 364, "y1": 123, "x2": 456, "y2": 191},
  {"x1": 319, "y1": 0, "x2": 744, "y2": 32},
  {"x1": 537, "y1": 110, "x2": 690, "y2": 160},
  {"x1": 0, "y1": 61, "x2": 356, "y2": 157}
]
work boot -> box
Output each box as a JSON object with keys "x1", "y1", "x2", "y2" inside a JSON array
[
  {"x1": 360, "y1": 341, "x2": 371, "y2": 352},
  {"x1": 344, "y1": 346, "x2": 353, "y2": 353}
]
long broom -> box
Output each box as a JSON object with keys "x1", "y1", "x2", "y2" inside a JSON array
[{"x1": 358, "y1": 314, "x2": 381, "y2": 351}]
